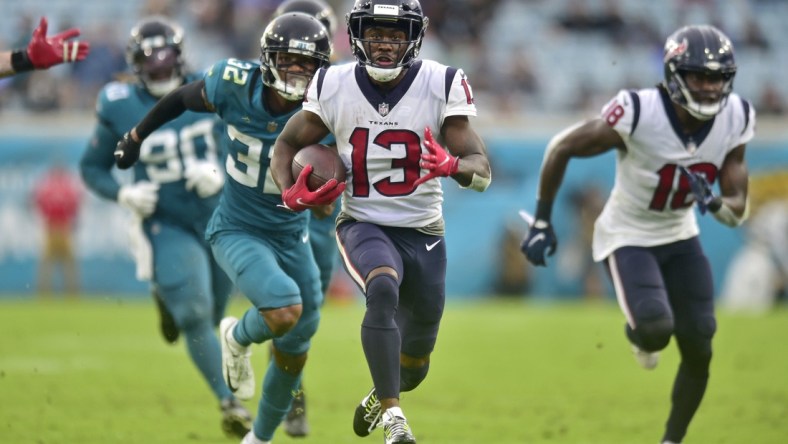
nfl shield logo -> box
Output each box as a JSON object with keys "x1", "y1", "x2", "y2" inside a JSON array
[
  {"x1": 378, "y1": 102, "x2": 389, "y2": 117},
  {"x1": 267, "y1": 121, "x2": 278, "y2": 132}
]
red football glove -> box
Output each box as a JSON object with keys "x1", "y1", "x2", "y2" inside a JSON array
[
  {"x1": 281, "y1": 164, "x2": 346, "y2": 212},
  {"x1": 26, "y1": 17, "x2": 90, "y2": 69},
  {"x1": 413, "y1": 126, "x2": 459, "y2": 187}
]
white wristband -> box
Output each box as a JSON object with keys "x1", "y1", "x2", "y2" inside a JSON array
[
  {"x1": 461, "y1": 172, "x2": 491, "y2": 192},
  {"x1": 712, "y1": 200, "x2": 749, "y2": 227}
]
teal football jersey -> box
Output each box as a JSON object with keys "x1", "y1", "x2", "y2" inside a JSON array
[
  {"x1": 203, "y1": 58, "x2": 309, "y2": 234},
  {"x1": 81, "y1": 74, "x2": 221, "y2": 233}
]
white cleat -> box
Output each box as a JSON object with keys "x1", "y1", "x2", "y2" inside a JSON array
[
  {"x1": 631, "y1": 344, "x2": 659, "y2": 370},
  {"x1": 241, "y1": 431, "x2": 270, "y2": 444},
  {"x1": 220, "y1": 317, "x2": 255, "y2": 400}
]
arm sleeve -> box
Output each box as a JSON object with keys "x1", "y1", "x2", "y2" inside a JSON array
[
  {"x1": 80, "y1": 118, "x2": 124, "y2": 201},
  {"x1": 135, "y1": 79, "x2": 209, "y2": 139}
]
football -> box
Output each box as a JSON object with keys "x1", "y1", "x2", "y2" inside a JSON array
[{"x1": 291, "y1": 144, "x2": 346, "y2": 191}]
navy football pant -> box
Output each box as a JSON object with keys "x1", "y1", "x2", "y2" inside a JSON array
[
  {"x1": 337, "y1": 221, "x2": 446, "y2": 400},
  {"x1": 605, "y1": 236, "x2": 715, "y2": 442}
]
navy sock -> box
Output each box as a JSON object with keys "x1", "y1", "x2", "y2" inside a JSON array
[
  {"x1": 663, "y1": 362, "x2": 709, "y2": 442},
  {"x1": 362, "y1": 274, "x2": 401, "y2": 400}
]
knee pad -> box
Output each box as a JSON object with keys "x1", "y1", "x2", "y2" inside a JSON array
[
  {"x1": 273, "y1": 306, "x2": 321, "y2": 356},
  {"x1": 630, "y1": 298, "x2": 673, "y2": 351},
  {"x1": 363, "y1": 274, "x2": 399, "y2": 329},
  {"x1": 400, "y1": 363, "x2": 429, "y2": 393}
]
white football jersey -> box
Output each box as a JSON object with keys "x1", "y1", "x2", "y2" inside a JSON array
[
  {"x1": 302, "y1": 59, "x2": 476, "y2": 228},
  {"x1": 592, "y1": 87, "x2": 756, "y2": 261}
]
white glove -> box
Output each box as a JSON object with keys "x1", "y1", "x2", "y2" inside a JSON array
[
  {"x1": 184, "y1": 161, "x2": 225, "y2": 198},
  {"x1": 118, "y1": 181, "x2": 159, "y2": 217}
]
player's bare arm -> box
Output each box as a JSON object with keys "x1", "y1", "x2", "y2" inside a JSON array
[
  {"x1": 271, "y1": 110, "x2": 330, "y2": 191},
  {"x1": 538, "y1": 118, "x2": 625, "y2": 202},
  {"x1": 441, "y1": 115, "x2": 491, "y2": 190},
  {"x1": 712, "y1": 144, "x2": 750, "y2": 226}
]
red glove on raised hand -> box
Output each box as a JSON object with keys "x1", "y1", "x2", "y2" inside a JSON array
[
  {"x1": 413, "y1": 126, "x2": 459, "y2": 187},
  {"x1": 281, "y1": 164, "x2": 346, "y2": 212},
  {"x1": 26, "y1": 17, "x2": 90, "y2": 69}
]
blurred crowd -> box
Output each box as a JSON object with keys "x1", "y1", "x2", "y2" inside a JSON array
[{"x1": 0, "y1": 0, "x2": 786, "y2": 119}]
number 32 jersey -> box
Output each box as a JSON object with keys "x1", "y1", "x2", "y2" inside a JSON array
[
  {"x1": 592, "y1": 86, "x2": 755, "y2": 261},
  {"x1": 302, "y1": 60, "x2": 477, "y2": 229}
]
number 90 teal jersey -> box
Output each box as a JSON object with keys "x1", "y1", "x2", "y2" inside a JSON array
[
  {"x1": 82, "y1": 73, "x2": 221, "y2": 233},
  {"x1": 203, "y1": 58, "x2": 313, "y2": 234}
]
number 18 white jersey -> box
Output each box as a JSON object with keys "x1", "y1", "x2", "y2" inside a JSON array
[
  {"x1": 592, "y1": 87, "x2": 755, "y2": 261},
  {"x1": 302, "y1": 59, "x2": 477, "y2": 228}
]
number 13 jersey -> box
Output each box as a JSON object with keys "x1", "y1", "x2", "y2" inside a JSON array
[
  {"x1": 592, "y1": 86, "x2": 755, "y2": 261},
  {"x1": 302, "y1": 60, "x2": 477, "y2": 229}
]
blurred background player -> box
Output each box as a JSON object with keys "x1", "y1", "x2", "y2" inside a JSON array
[
  {"x1": 269, "y1": 0, "x2": 341, "y2": 437},
  {"x1": 520, "y1": 25, "x2": 753, "y2": 444},
  {"x1": 112, "y1": 12, "x2": 337, "y2": 444},
  {"x1": 0, "y1": 16, "x2": 89, "y2": 78},
  {"x1": 79, "y1": 16, "x2": 251, "y2": 438},
  {"x1": 33, "y1": 163, "x2": 83, "y2": 297},
  {"x1": 271, "y1": 1, "x2": 492, "y2": 443}
]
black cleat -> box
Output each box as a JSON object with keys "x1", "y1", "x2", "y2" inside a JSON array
[
  {"x1": 353, "y1": 387, "x2": 381, "y2": 437},
  {"x1": 283, "y1": 388, "x2": 309, "y2": 437},
  {"x1": 220, "y1": 398, "x2": 252, "y2": 438},
  {"x1": 152, "y1": 290, "x2": 179, "y2": 344}
]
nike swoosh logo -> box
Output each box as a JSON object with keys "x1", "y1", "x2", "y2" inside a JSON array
[
  {"x1": 425, "y1": 239, "x2": 442, "y2": 251},
  {"x1": 437, "y1": 158, "x2": 448, "y2": 167},
  {"x1": 225, "y1": 366, "x2": 238, "y2": 392},
  {"x1": 527, "y1": 233, "x2": 545, "y2": 248},
  {"x1": 301, "y1": 232, "x2": 309, "y2": 243}
]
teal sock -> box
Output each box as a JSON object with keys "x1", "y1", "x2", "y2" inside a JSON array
[
  {"x1": 253, "y1": 361, "x2": 302, "y2": 441},
  {"x1": 233, "y1": 306, "x2": 274, "y2": 346},
  {"x1": 182, "y1": 320, "x2": 232, "y2": 400}
]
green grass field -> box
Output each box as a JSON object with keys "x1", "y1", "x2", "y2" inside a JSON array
[{"x1": 1, "y1": 297, "x2": 786, "y2": 444}]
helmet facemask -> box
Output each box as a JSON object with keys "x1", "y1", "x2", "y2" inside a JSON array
[
  {"x1": 667, "y1": 65, "x2": 735, "y2": 120},
  {"x1": 347, "y1": 6, "x2": 428, "y2": 82},
  {"x1": 127, "y1": 18, "x2": 185, "y2": 98},
  {"x1": 262, "y1": 51, "x2": 321, "y2": 101},
  {"x1": 137, "y1": 46, "x2": 183, "y2": 97}
]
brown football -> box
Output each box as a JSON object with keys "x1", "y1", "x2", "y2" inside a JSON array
[{"x1": 291, "y1": 144, "x2": 346, "y2": 191}]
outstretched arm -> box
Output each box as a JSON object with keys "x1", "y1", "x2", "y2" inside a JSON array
[
  {"x1": 115, "y1": 80, "x2": 211, "y2": 169},
  {"x1": 0, "y1": 17, "x2": 90, "y2": 78},
  {"x1": 521, "y1": 117, "x2": 623, "y2": 266}
]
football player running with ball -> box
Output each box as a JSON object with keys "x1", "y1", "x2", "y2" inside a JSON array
[
  {"x1": 271, "y1": 1, "x2": 492, "y2": 443},
  {"x1": 520, "y1": 25, "x2": 753, "y2": 444},
  {"x1": 80, "y1": 17, "x2": 250, "y2": 438},
  {"x1": 113, "y1": 13, "x2": 340, "y2": 444}
]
